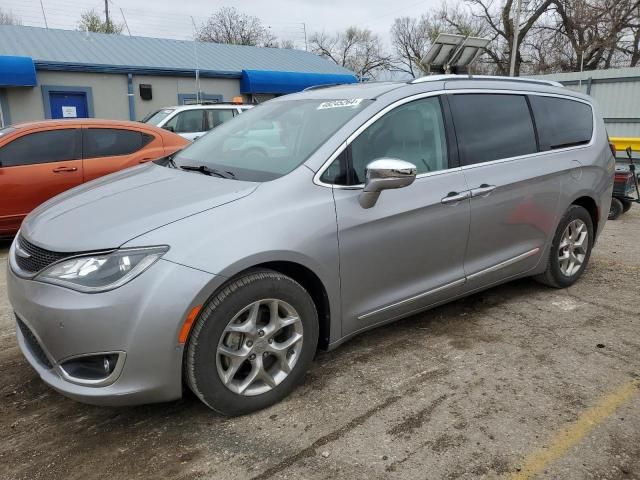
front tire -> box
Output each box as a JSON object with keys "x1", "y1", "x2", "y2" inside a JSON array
[
  {"x1": 621, "y1": 198, "x2": 633, "y2": 213},
  {"x1": 535, "y1": 205, "x2": 593, "y2": 289},
  {"x1": 185, "y1": 270, "x2": 318, "y2": 415}
]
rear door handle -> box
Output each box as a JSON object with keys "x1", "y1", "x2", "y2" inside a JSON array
[
  {"x1": 52, "y1": 166, "x2": 78, "y2": 173},
  {"x1": 441, "y1": 191, "x2": 471, "y2": 205},
  {"x1": 138, "y1": 158, "x2": 153, "y2": 163},
  {"x1": 470, "y1": 184, "x2": 496, "y2": 198}
]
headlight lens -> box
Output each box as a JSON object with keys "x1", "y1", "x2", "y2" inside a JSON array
[{"x1": 36, "y1": 246, "x2": 168, "y2": 293}]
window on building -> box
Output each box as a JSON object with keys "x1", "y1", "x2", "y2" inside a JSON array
[
  {"x1": 449, "y1": 94, "x2": 537, "y2": 165},
  {"x1": 0, "y1": 129, "x2": 80, "y2": 167},
  {"x1": 83, "y1": 129, "x2": 153, "y2": 158}
]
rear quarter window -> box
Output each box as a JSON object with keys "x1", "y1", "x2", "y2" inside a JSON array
[
  {"x1": 529, "y1": 96, "x2": 593, "y2": 150},
  {"x1": 83, "y1": 128, "x2": 154, "y2": 158}
]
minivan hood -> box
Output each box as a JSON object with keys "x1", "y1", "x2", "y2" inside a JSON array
[{"x1": 21, "y1": 163, "x2": 258, "y2": 252}]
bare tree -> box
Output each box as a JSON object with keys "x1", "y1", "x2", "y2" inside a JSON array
[
  {"x1": 390, "y1": 16, "x2": 434, "y2": 77},
  {"x1": 551, "y1": 0, "x2": 640, "y2": 70},
  {"x1": 197, "y1": 7, "x2": 275, "y2": 47},
  {"x1": 0, "y1": 8, "x2": 22, "y2": 25},
  {"x1": 623, "y1": 16, "x2": 640, "y2": 66},
  {"x1": 310, "y1": 27, "x2": 392, "y2": 79},
  {"x1": 277, "y1": 39, "x2": 296, "y2": 49},
  {"x1": 78, "y1": 9, "x2": 123, "y2": 34}
]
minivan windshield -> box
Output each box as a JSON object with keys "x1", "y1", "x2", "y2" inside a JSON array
[
  {"x1": 172, "y1": 98, "x2": 372, "y2": 181},
  {"x1": 143, "y1": 109, "x2": 174, "y2": 125}
]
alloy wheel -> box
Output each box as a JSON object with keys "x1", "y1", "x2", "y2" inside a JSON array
[
  {"x1": 216, "y1": 299, "x2": 303, "y2": 396},
  {"x1": 558, "y1": 219, "x2": 589, "y2": 277}
]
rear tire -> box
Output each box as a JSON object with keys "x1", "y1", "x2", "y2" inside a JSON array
[
  {"x1": 535, "y1": 205, "x2": 593, "y2": 289},
  {"x1": 621, "y1": 198, "x2": 633, "y2": 213},
  {"x1": 185, "y1": 270, "x2": 318, "y2": 416},
  {"x1": 609, "y1": 198, "x2": 623, "y2": 220}
]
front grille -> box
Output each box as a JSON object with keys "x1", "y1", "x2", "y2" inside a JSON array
[
  {"x1": 15, "y1": 316, "x2": 53, "y2": 369},
  {"x1": 15, "y1": 234, "x2": 74, "y2": 273}
]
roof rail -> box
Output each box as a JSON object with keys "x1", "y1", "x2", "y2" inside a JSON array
[
  {"x1": 409, "y1": 74, "x2": 563, "y2": 88},
  {"x1": 302, "y1": 83, "x2": 348, "y2": 91}
]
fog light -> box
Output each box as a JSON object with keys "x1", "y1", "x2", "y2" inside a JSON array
[{"x1": 61, "y1": 353, "x2": 120, "y2": 381}]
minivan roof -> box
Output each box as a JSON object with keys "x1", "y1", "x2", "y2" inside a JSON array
[
  {"x1": 277, "y1": 74, "x2": 590, "y2": 104},
  {"x1": 275, "y1": 81, "x2": 406, "y2": 101}
]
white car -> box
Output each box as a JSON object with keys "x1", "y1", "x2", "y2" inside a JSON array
[{"x1": 142, "y1": 103, "x2": 253, "y2": 141}]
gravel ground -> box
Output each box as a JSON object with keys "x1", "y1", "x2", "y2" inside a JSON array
[{"x1": 1, "y1": 209, "x2": 639, "y2": 480}]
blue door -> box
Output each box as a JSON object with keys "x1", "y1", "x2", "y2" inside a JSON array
[{"x1": 49, "y1": 92, "x2": 89, "y2": 119}]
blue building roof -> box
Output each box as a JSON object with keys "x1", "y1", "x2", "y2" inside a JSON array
[{"x1": 0, "y1": 25, "x2": 354, "y2": 79}]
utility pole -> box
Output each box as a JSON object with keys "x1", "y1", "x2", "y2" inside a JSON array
[
  {"x1": 104, "y1": 0, "x2": 110, "y2": 31},
  {"x1": 190, "y1": 16, "x2": 202, "y2": 103},
  {"x1": 302, "y1": 23, "x2": 308, "y2": 51},
  {"x1": 509, "y1": 0, "x2": 523, "y2": 77}
]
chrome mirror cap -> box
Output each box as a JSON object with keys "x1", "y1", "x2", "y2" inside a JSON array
[{"x1": 359, "y1": 158, "x2": 417, "y2": 208}]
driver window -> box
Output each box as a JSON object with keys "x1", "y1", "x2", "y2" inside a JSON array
[
  {"x1": 165, "y1": 110, "x2": 204, "y2": 133},
  {"x1": 350, "y1": 96, "x2": 448, "y2": 184}
]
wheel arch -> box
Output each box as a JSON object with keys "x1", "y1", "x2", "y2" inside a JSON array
[
  {"x1": 195, "y1": 259, "x2": 333, "y2": 351},
  {"x1": 252, "y1": 261, "x2": 331, "y2": 350},
  {"x1": 571, "y1": 195, "x2": 599, "y2": 234}
]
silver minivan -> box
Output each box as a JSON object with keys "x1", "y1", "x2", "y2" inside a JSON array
[{"x1": 7, "y1": 76, "x2": 614, "y2": 415}]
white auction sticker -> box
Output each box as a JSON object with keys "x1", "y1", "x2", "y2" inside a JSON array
[{"x1": 317, "y1": 99, "x2": 363, "y2": 110}]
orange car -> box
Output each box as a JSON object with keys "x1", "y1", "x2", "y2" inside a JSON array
[{"x1": 0, "y1": 119, "x2": 188, "y2": 237}]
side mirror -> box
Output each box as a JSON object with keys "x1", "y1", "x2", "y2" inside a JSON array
[
  {"x1": 163, "y1": 125, "x2": 175, "y2": 132},
  {"x1": 359, "y1": 158, "x2": 417, "y2": 209},
  {"x1": 626, "y1": 146, "x2": 633, "y2": 160}
]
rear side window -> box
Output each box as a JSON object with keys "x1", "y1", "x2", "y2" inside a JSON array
[
  {"x1": 529, "y1": 96, "x2": 593, "y2": 150},
  {"x1": 205, "y1": 109, "x2": 234, "y2": 130},
  {"x1": 449, "y1": 94, "x2": 537, "y2": 165},
  {"x1": 0, "y1": 129, "x2": 80, "y2": 167},
  {"x1": 83, "y1": 128, "x2": 153, "y2": 158}
]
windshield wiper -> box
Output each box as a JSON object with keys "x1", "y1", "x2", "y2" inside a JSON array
[{"x1": 179, "y1": 164, "x2": 235, "y2": 179}]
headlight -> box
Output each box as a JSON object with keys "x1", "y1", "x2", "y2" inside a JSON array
[{"x1": 36, "y1": 246, "x2": 168, "y2": 293}]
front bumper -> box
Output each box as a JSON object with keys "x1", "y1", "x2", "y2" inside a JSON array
[{"x1": 7, "y1": 243, "x2": 218, "y2": 406}]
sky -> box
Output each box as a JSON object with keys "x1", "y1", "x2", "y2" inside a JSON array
[{"x1": 1, "y1": 0, "x2": 442, "y2": 49}]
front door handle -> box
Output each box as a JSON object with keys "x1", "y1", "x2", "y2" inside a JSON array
[
  {"x1": 138, "y1": 158, "x2": 153, "y2": 163},
  {"x1": 470, "y1": 184, "x2": 496, "y2": 198},
  {"x1": 52, "y1": 166, "x2": 78, "y2": 173},
  {"x1": 441, "y1": 191, "x2": 470, "y2": 205}
]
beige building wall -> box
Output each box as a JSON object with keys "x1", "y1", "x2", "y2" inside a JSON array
[
  {"x1": 4, "y1": 71, "x2": 242, "y2": 125},
  {"x1": 132, "y1": 75, "x2": 242, "y2": 121},
  {"x1": 7, "y1": 71, "x2": 129, "y2": 124}
]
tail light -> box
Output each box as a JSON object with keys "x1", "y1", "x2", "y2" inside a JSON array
[{"x1": 608, "y1": 139, "x2": 617, "y2": 158}]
